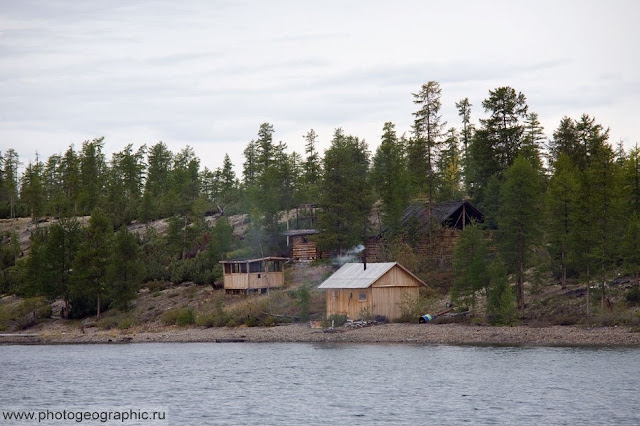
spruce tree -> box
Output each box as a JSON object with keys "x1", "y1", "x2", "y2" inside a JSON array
[
  {"x1": 371, "y1": 122, "x2": 410, "y2": 232},
  {"x1": 497, "y1": 156, "x2": 543, "y2": 314},
  {"x1": 437, "y1": 128, "x2": 463, "y2": 201},
  {"x1": 546, "y1": 154, "x2": 580, "y2": 288},
  {"x1": 107, "y1": 228, "x2": 143, "y2": 311},
  {"x1": 317, "y1": 129, "x2": 373, "y2": 252},
  {"x1": 409, "y1": 81, "x2": 445, "y2": 202},
  {"x1": 71, "y1": 208, "x2": 113, "y2": 319},
  {"x1": 452, "y1": 223, "x2": 490, "y2": 313},
  {"x1": 302, "y1": 129, "x2": 322, "y2": 202}
]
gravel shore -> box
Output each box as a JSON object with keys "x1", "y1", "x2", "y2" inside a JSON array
[{"x1": 2, "y1": 323, "x2": 640, "y2": 346}]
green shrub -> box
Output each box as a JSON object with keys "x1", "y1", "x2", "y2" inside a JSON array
[
  {"x1": 195, "y1": 312, "x2": 217, "y2": 328},
  {"x1": 263, "y1": 316, "x2": 276, "y2": 327},
  {"x1": 397, "y1": 289, "x2": 434, "y2": 323},
  {"x1": 0, "y1": 297, "x2": 52, "y2": 331},
  {"x1": 176, "y1": 308, "x2": 195, "y2": 326},
  {"x1": 626, "y1": 286, "x2": 640, "y2": 305},
  {"x1": 322, "y1": 314, "x2": 347, "y2": 328},
  {"x1": 486, "y1": 260, "x2": 518, "y2": 326},
  {"x1": 96, "y1": 316, "x2": 120, "y2": 330},
  {"x1": 97, "y1": 313, "x2": 137, "y2": 330},
  {"x1": 196, "y1": 309, "x2": 230, "y2": 328},
  {"x1": 226, "y1": 318, "x2": 237, "y2": 327},
  {"x1": 161, "y1": 307, "x2": 195, "y2": 326},
  {"x1": 145, "y1": 280, "x2": 169, "y2": 292},
  {"x1": 118, "y1": 316, "x2": 137, "y2": 330}
]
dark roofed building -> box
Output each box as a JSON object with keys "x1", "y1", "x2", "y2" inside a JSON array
[
  {"x1": 366, "y1": 200, "x2": 484, "y2": 267},
  {"x1": 399, "y1": 200, "x2": 483, "y2": 231}
]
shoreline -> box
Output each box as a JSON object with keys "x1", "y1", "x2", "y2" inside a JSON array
[{"x1": 2, "y1": 323, "x2": 640, "y2": 347}]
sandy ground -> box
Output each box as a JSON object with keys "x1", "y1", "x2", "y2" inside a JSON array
[{"x1": 2, "y1": 322, "x2": 640, "y2": 347}]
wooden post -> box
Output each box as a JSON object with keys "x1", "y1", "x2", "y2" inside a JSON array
[{"x1": 462, "y1": 203, "x2": 466, "y2": 230}]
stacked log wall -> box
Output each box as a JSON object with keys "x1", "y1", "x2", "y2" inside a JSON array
[{"x1": 365, "y1": 228, "x2": 461, "y2": 269}]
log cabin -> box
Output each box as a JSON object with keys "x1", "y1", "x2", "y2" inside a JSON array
[
  {"x1": 318, "y1": 262, "x2": 427, "y2": 320},
  {"x1": 219, "y1": 257, "x2": 288, "y2": 295},
  {"x1": 366, "y1": 200, "x2": 484, "y2": 268},
  {"x1": 283, "y1": 229, "x2": 319, "y2": 262}
]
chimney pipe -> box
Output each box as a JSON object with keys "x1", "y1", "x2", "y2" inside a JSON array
[{"x1": 363, "y1": 246, "x2": 367, "y2": 270}]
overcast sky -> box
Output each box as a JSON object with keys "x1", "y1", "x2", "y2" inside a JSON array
[{"x1": 1, "y1": 0, "x2": 639, "y2": 173}]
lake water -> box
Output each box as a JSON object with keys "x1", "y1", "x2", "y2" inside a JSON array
[{"x1": 0, "y1": 343, "x2": 638, "y2": 425}]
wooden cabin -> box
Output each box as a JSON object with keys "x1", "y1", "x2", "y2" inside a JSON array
[
  {"x1": 283, "y1": 229, "x2": 319, "y2": 262},
  {"x1": 366, "y1": 200, "x2": 484, "y2": 268},
  {"x1": 219, "y1": 257, "x2": 288, "y2": 295},
  {"x1": 318, "y1": 262, "x2": 427, "y2": 320}
]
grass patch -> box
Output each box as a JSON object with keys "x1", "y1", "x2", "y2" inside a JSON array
[
  {"x1": 0, "y1": 297, "x2": 52, "y2": 331},
  {"x1": 96, "y1": 312, "x2": 137, "y2": 330},
  {"x1": 161, "y1": 308, "x2": 195, "y2": 326},
  {"x1": 322, "y1": 314, "x2": 347, "y2": 328}
]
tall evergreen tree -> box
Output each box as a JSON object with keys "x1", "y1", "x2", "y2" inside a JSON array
[
  {"x1": 78, "y1": 138, "x2": 106, "y2": 214},
  {"x1": 409, "y1": 81, "x2": 446, "y2": 202},
  {"x1": 43, "y1": 154, "x2": 65, "y2": 217},
  {"x1": 20, "y1": 159, "x2": 45, "y2": 223},
  {"x1": 521, "y1": 112, "x2": 545, "y2": 171},
  {"x1": 302, "y1": 129, "x2": 322, "y2": 202},
  {"x1": 584, "y1": 139, "x2": 620, "y2": 308},
  {"x1": 2, "y1": 148, "x2": 20, "y2": 218},
  {"x1": 466, "y1": 86, "x2": 529, "y2": 207},
  {"x1": 60, "y1": 145, "x2": 81, "y2": 216},
  {"x1": 455, "y1": 97, "x2": 473, "y2": 162},
  {"x1": 107, "y1": 228, "x2": 143, "y2": 311},
  {"x1": 105, "y1": 144, "x2": 146, "y2": 227},
  {"x1": 219, "y1": 154, "x2": 237, "y2": 207},
  {"x1": 621, "y1": 145, "x2": 640, "y2": 216},
  {"x1": 452, "y1": 223, "x2": 490, "y2": 313},
  {"x1": 437, "y1": 128, "x2": 464, "y2": 201},
  {"x1": 242, "y1": 140, "x2": 258, "y2": 187},
  {"x1": 549, "y1": 116, "x2": 579, "y2": 167},
  {"x1": 497, "y1": 156, "x2": 543, "y2": 314},
  {"x1": 486, "y1": 258, "x2": 517, "y2": 325},
  {"x1": 622, "y1": 214, "x2": 640, "y2": 285},
  {"x1": 141, "y1": 142, "x2": 173, "y2": 220},
  {"x1": 49, "y1": 219, "x2": 81, "y2": 317},
  {"x1": 317, "y1": 128, "x2": 373, "y2": 252},
  {"x1": 256, "y1": 123, "x2": 275, "y2": 176},
  {"x1": 171, "y1": 146, "x2": 200, "y2": 216},
  {"x1": 546, "y1": 154, "x2": 580, "y2": 288},
  {"x1": 371, "y1": 122, "x2": 410, "y2": 232},
  {"x1": 71, "y1": 208, "x2": 113, "y2": 319}
]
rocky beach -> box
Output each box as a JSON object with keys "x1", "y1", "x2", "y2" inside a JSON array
[{"x1": 2, "y1": 322, "x2": 640, "y2": 347}]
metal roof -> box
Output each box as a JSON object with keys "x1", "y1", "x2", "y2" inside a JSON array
[
  {"x1": 282, "y1": 229, "x2": 319, "y2": 237},
  {"x1": 318, "y1": 262, "x2": 426, "y2": 289},
  {"x1": 219, "y1": 256, "x2": 289, "y2": 264}
]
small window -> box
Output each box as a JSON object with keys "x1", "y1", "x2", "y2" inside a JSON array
[
  {"x1": 358, "y1": 292, "x2": 367, "y2": 302},
  {"x1": 257, "y1": 274, "x2": 261, "y2": 279}
]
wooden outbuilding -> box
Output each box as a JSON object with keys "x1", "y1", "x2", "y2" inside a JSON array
[
  {"x1": 283, "y1": 229, "x2": 319, "y2": 262},
  {"x1": 219, "y1": 257, "x2": 288, "y2": 295},
  {"x1": 318, "y1": 262, "x2": 427, "y2": 320},
  {"x1": 366, "y1": 200, "x2": 484, "y2": 268}
]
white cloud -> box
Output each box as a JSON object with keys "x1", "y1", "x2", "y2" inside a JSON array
[{"x1": 1, "y1": 0, "x2": 639, "y2": 171}]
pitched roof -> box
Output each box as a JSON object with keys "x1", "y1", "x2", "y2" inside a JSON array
[
  {"x1": 219, "y1": 256, "x2": 289, "y2": 264},
  {"x1": 399, "y1": 200, "x2": 483, "y2": 230},
  {"x1": 282, "y1": 229, "x2": 319, "y2": 237},
  {"x1": 318, "y1": 262, "x2": 426, "y2": 289}
]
